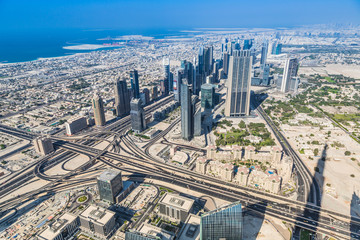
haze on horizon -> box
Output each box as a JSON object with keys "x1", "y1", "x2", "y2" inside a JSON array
[{"x1": 1, "y1": 0, "x2": 360, "y2": 32}]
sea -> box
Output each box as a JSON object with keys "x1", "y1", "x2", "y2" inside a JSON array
[{"x1": 0, "y1": 28, "x2": 193, "y2": 64}]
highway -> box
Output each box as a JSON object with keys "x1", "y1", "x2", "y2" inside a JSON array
[{"x1": 0, "y1": 93, "x2": 358, "y2": 239}]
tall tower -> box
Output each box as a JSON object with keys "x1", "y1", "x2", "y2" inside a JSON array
[
  {"x1": 130, "y1": 98, "x2": 146, "y2": 133},
  {"x1": 260, "y1": 41, "x2": 268, "y2": 68},
  {"x1": 181, "y1": 83, "x2": 192, "y2": 141},
  {"x1": 281, "y1": 58, "x2": 299, "y2": 93},
  {"x1": 114, "y1": 78, "x2": 130, "y2": 117},
  {"x1": 225, "y1": 50, "x2": 252, "y2": 117},
  {"x1": 130, "y1": 70, "x2": 140, "y2": 99},
  {"x1": 92, "y1": 93, "x2": 106, "y2": 126},
  {"x1": 163, "y1": 58, "x2": 172, "y2": 92}
]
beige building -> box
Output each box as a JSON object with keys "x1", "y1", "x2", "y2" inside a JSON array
[
  {"x1": 235, "y1": 166, "x2": 250, "y2": 186},
  {"x1": 33, "y1": 136, "x2": 54, "y2": 155},
  {"x1": 158, "y1": 193, "x2": 194, "y2": 224},
  {"x1": 38, "y1": 213, "x2": 79, "y2": 240},
  {"x1": 195, "y1": 157, "x2": 207, "y2": 174},
  {"x1": 79, "y1": 205, "x2": 116, "y2": 239},
  {"x1": 92, "y1": 93, "x2": 106, "y2": 126}
]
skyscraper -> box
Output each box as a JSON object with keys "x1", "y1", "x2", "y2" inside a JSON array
[
  {"x1": 280, "y1": 58, "x2": 299, "y2": 93},
  {"x1": 223, "y1": 52, "x2": 230, "y2": 76},
  {"x1": 203, "y1": 46, "x2": 213, "y2": 77},
  {"x1": 201, "y1": 83, "x2": 215, "y2": 109},
  {"x1": 130, "y1": 70, "x2": 140, "y2": 99},
  {"x1": 200, "y1": 202, "x2": 243, "y2": 240},
  {"x1": 260, "y1": 41, "x2": 268, "y2": 68},
  {"x1": 160, "y1": 78, "x2": 169, "y2": 96},
  {"x1": 130, "y1": 98, "x2": 146, "y2": 133},
  {"x1": 225, "y1": 50, "x2": 252, "y2": 117},
  {"x1": 181, "y1": 83, "x2": 192, "y2": 141},
  {"x1": 163, "y1": 58, "x2": 172, "y2": 91},
  {"x1": 243, "y1": 39, "x2": 253, "y2": 50},
  {"x1": 114, "y1": 78, "x2": 131, "y2": 117},
  {"x1": 92, "y1": 93, "x2": 106, "y2": 126},
  {"x1": 97, "y1": 169, "x2": 123, "y2": 203}
]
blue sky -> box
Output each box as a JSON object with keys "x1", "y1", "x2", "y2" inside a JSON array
[{"x1": 1, "y1": 0, "x2": 360, "y2": 31}]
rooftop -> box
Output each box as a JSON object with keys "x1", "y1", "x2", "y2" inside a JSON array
[
  {"x1": 98, "y1": 169, "x2": 121, "y2": 182},
  {"x1": 39, "y1": 213, "x2": 77, "y2": 240},
  {"x1": 80, "y1": 205, "x2": 115, "y2": 225},
  {"x1": 160, "y1": 193, "x2": 194, "y2": 212}
]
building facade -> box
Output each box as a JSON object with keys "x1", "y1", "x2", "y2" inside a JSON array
[
  {"x1": 97, "y1": 169, "x2": 123, "y2": 203},
  {"x1": 92, "y1": 93, "x2": 106, "y2": 126},
  {"x1": 130, "y1": 70, "x2": 140, "y2": 99},
  {"x1": 65, "y1": 116, "x2": 87, "y2": 136},
  {"x1": 79, "y1": 206, "x2": 116, "y2": 239},
  {"x1": 201, "y1": 84, "x2": 215, "y2": 109},
  {"x1": 158, "y1": 193, "x2": 194, "y2": 224},
  {"x1": 200, "y1": 202, "x2": 243, "y2": 240},
  {"x1": 114, "y1": 78, "x2": 131, "y2": 117},
  {"x1": 34, "y1": 136, "x2": 54, "y2": 155},
  {"x1": 225, "y1": 50, "x2": 252, "y2": 117},
  {"x1": 130, "y1": 98, "x2": 146, "y2": 133},
  {"x1": 280, "y1": 58, "x2": 299, "y2": 93}
]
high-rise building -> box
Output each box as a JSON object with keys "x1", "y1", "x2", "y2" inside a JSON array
[
  {"x1": 223, "y1": 52, "x2": 230, "y2": 76},
  {"x1": 114, "y1": 78, "x2": 131, "y2": 117},
  {"x1": 194, "y1": 100, "x2": 202, "y2": 137},
  {"x1": 271, "y1": 42, "x2": 282, "y2": 55},
  {"x1": 130, "y1": 98, "x2": 146, "y2": 133},
  {"x1": 97, "y1": 169, "x2": 123, "y2": 203},
  {"x1": 280, "y1": 58, "x2": 299, "y2": 93},
  {"x1": 130, "y1": 70, "x2": 140, "y2": 99},
  {"x1": 33, "y1": 136, "x2": 54, "y2": 155},
  {"x1": 65, "y1": 116, "x2": 87, "y2": 135},
  {"x1": 151, "y1": 86, "x2": 158, "y2": 100},
  {"x1": 290, "y1": 77, "x2": 300, "y2": 93},
  {"x1": 163, "y1": 58, "x2": 172, "y2": 92},
  {"x1": 181, "y1": 83, "x2": 192, "y2": 141},
  {"x1": 243, "y1": 39, "x2": 253, "y2": 50},
  {"x1": 200, "y1": 202, "x2": 243, "y2": 240},
  {"x1": 260, "y1": 41, "x2": 268, "y2": 68},
  {"x1": 175, "y1": 69, "x2": 185, "y2": 102},
  {"x1": 203, "y1": 46, "x2": 213, "y2": 77},
  {"x1": 221, "y1": 38, "x2": 229, "y2": 53},
  {"x1": 142, "y1": 88, "x2": 150, "y2": 105},
  {"x1": 201, "y1": 84, "x2": 215, "y2": 109},
  {"x1": 160, "y1": 79, "x2": 169, "y2": 96},
  {"x1": 225, "y1": 50, "x2": 252, "y2": 117},
  {"x1": 92, "y1": 93, "x2": 106, "y2": 126}
]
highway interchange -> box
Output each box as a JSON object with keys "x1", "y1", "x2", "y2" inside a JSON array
[{"x1": 0, "y1": 94, "x2": 359, "y2": 239}]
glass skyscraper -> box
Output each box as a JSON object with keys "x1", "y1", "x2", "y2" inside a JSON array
[
  {"x1": 130, "y1": 70, "x2": 140, "y2": 99},
  {"x1": 224, "y1": 50, "x2": 252, "y2": 117},
  {"x1": 200, "y1": 202, "x2": 243, "y2": 240}
]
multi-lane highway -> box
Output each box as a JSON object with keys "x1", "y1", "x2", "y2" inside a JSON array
[{"x1": 0, "y1": 93, "x2": 358, "y2": 239}]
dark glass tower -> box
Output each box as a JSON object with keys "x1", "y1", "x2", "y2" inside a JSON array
[
  {"x1": 200, "y1": 202, "x2": 243, "y2": 240},
  {"x1": 97, "y1": 169, "x2": 123, "y2": 203},
  {"x1": 114, "y1": 78, "x2": 131, "y2": 117},
  {"x1": 130, "y1": 70, "x2": 140, "y2": 99},
  {"x1": 130, "y1": 98, "x2": 146, "y2": 133}
]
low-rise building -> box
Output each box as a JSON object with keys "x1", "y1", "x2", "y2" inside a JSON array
[
  {"x1": 38, "y1": 213, "x2": 79, "y2": 240},
  {"x1": 126, "y1": 224, "x2": 174, "y2": 240},
  {"x1": 158, "y1": 193, "x2": 194, "y2": 224},
  {"x1": 79, "y1": 205, "x2": 116, "y2": 239}
]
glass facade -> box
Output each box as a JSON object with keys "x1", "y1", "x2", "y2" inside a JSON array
[{"x1": 200, "y1": 202, "x2": 243, "y2": 240}]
